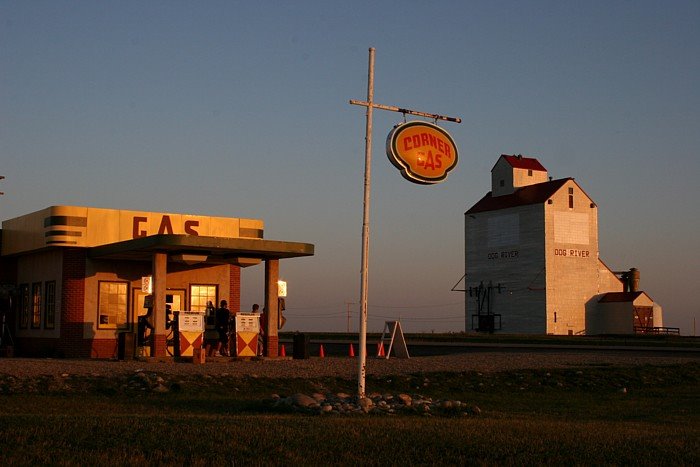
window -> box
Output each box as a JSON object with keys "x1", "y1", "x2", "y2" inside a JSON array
[
  {"x1": 44, "y1": 281, "x2": 56, "y2": 329},
  {"x1": 19, "y1": 284, "x2": 29, "y2": 329},
  {"x1": 31, "y1": 282, "x2": 42, "y2": 329},
  {"x1": 190, "y1": 285, "x2": 217, "y2": 312},
  {"x1": 528, "y1": 169, "x2": 533, "y2": 176},
  {"x1": 97, "y1": 281, "x2": 128, "y2": 329},
  {"x1": 499, "y1": 179, "x2": 505, "y2": 187},
  {"x1": 568, "y1": 187, "x2": 574, "y2": 209}
]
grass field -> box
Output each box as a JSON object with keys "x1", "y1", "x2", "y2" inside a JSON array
[{"x1": 1, "y1": 362, "x2": 698, "y2": 466}]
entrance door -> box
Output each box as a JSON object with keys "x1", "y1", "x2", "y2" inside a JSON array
[
  {"x1": 132, "y1": 289, "x2": 186, "y2": 355},
  {"x1": 166, "y1": 290, "x2": 186, "y2": 312},
  {"x1": 132, "y1": 290, "x2": 150, "y2": 326}
]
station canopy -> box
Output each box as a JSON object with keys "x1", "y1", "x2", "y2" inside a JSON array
[{"x1": 89, "y1": 234, "x2": 314, "y2": 264}]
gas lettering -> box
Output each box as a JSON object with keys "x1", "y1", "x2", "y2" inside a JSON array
[{"x1": 132, "y1": 216, "x2": 201, "y2": 239}]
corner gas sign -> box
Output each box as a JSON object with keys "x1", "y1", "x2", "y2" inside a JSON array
[{"x1": 386, "y1": 121, "x2": 458, "y2": 185}]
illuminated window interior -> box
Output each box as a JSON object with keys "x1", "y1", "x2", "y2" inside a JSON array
[
  {"x1": 19, "y1": 284, "x2": 29, "y2": 329},
  {"x1": 44, "y1": 281, "x2": 56, "y2": 329},
  {"x1": 190, "y1": 284, "x2": 217, "y2": 312},
  {"x1": 98, "y1": 281, "x2": 128, "y2": 329},
  {"x1": 31, "y1": 282, "x2": 42, "y2": 329}
]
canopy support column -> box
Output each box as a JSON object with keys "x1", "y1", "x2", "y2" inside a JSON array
[
  {"x1": 264, "y1": 258, "x2": 279, "y2": 357},
  {"x1": 151, "y1": 251, "x2": 168, "y2": 357}
]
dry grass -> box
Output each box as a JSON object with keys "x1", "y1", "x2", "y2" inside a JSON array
[{"x1": 1, "y1": 363, "x2": 698, "y2": 465}]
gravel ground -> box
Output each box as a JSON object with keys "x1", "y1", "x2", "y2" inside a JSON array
[{"x1": 1, "y1": 352, "x2": 697, "y2": 380}]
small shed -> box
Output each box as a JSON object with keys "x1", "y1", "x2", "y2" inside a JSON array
[{"x1": 592, "y1": 291, "x2": 663, "y2": 334}]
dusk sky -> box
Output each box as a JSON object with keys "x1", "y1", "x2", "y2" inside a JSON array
[{"x1": 2, "y1": 1, "x2": 699, "y2": 334}]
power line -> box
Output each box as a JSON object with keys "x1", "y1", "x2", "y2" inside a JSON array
[
  {"x1": 372, "y1": 313, "x2": 464, "y2": 321},
  {"x1": 286, "y1": 301, "x2": 463, "y2": 312},
  {"x1": 369, "y1": 301, "x2": 463, "y2": 309}
]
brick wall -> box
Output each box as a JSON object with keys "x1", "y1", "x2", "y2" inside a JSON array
[
  {"x1": 58, "y1": 248, "x2": 91, "y2": 357},
  {"x1": 229, "y1": 265, "x2": 241, "y2": 312}
]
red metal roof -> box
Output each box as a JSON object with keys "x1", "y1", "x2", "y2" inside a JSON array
[
  {"x1": 465, "y1": 178, "x2": 571, "y2": 214},
  {"x1": 598, "y1": 291, "x2": 649, "y2": 303},
  {"x1": 497, "y1": 154, "x2": 547, "y2": 172}
]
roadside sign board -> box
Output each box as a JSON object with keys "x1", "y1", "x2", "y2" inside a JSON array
[{"x1": 386, "y1": 121, "x2": 458, "y2": 184}]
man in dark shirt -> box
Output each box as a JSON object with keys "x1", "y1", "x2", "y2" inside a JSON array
[{"x1": 215, "y1": 300, "x2": 230, "y2": 356}]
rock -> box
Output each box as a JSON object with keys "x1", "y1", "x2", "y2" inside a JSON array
[
  {"x1": 311, "y1": 393, "x2": 326, "y2": 402},
  {"x1": 336, "y1": 392, "x2": 351, "y2": 399},
  {"x1": 358, "y1": 397, "x2": 374, "y2": 412},
  {"x1": 152, "y1": 384, "x2": 169, "y2": 393},
  {"x1": 619, "y1": 387, "x2": 628, "y2": 394},
  {"x1": 290, "y1": 393, "x2": 317, "y2": 408},
  {"x1": 471, "y1": 405, "x2": 482, "y2": 415},
  {"x1": 398, "y1": 393, "x2": 412, "y2": 406},
  {"x1": 321, "y1": 404, "x2": 334, "y2": 413}
]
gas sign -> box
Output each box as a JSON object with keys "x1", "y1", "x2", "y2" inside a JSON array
[{"x1": 386, "y1": 121, "x2": 458, "y2": 184}]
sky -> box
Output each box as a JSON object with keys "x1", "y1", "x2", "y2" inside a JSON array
[{"x1": 2, "y1": 1, "x2": 699, "y2": 334}]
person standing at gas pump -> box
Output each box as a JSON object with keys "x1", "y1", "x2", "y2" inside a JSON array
[
  {"x1": 215, "y1": 300, "x2": 231, "y2": 357},
  {"x1": 137, "y1": 307, "x2": 155, "y2": 356},
  {"x1": 254, "y1": 304, "x2": 267, "y2": 357}
]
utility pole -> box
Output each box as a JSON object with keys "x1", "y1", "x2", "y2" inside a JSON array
[
  {"x1": 345, "y1": 302, "x2": 354, "y2": 333},
  {"x1": 349, "y1": 48, "x2": 461, "y2": 397}
]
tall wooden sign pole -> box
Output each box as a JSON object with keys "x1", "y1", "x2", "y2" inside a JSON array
[
  {"x1": 350, "y1": 47, "x2": 461, "y2": 397},
  {"x1": 357, "y1": 47, "x2": 375, "y2": 398}
]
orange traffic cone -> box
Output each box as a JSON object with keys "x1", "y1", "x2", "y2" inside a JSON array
[
  {"x1": 377, "y1": 342, "x2": 385, "y2": 358},
  {"x1": 319, "y1": 344, "x2": 325, "y2": 358},
  {"x1": 279, "y1": 344, "x2": 286, "y2": 357},
  {"x1": 349, "y1": 343, "x2": 355, "y2": 357}
]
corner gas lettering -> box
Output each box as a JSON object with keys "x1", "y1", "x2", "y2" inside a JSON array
[
  {"x1": 487, "y1": 250, "x2": 519, "y2": 260},
  {"x1": 554, "y1": 249, "x2": 590, "y2": 257},
  {"x1": 132, "y1": 215, "x2": 200, "y2": 238},
  {"x1": 403, "y1": 133, "x2": 452, "y2": 170}
]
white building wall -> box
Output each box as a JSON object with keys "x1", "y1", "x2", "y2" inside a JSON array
[
  {"x1": 653, "y1": 303, "x2": 664, "y2": 328},
  {"x1": 544, "y1": 180, "x2": 599, "y2": 335},
  {"x1": 491, "y1": 159, "x2": 515, "y2": 197},
  {"x1": 591, "y1": 302, "x2": 634, "y2": 334},
  {"x1": 598, "y1": 261, "x2": 624, "y2": 293},
  {"x1": 512, "y1": 167, "x2": 549, "y2": 189},
  {"x1": 465, "y1": 204, "x2": 547, "y2": 333}
]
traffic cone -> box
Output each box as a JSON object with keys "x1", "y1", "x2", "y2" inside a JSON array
[
  {"x1": 349, "y1": 343, "x2": 355, "y2": 357},
  {"x1": 377, "y1": 342, "x2": 385, "y2": 358},
  {"x1": 279, "y1": 344, "x2": 286, "y2": 357},
  {"x1": 319, "y1": 344, "x2": 325, "y2": 358}
]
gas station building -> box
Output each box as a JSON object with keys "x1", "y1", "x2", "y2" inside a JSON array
[{"x1": 0, "y1": 205, "x2": 314, "y2": 358}]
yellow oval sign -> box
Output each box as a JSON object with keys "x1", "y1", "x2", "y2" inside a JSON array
[{"x1": 386, "y1": 121, "x2": 458, "y2": 184}]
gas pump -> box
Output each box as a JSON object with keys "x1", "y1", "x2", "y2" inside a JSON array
[
  {"x1": 234, "y1": 312, "x2": 261, "y2": 357},
  {"x1": 173, "y1": 310, "x2": 205, "y2": 357}
]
